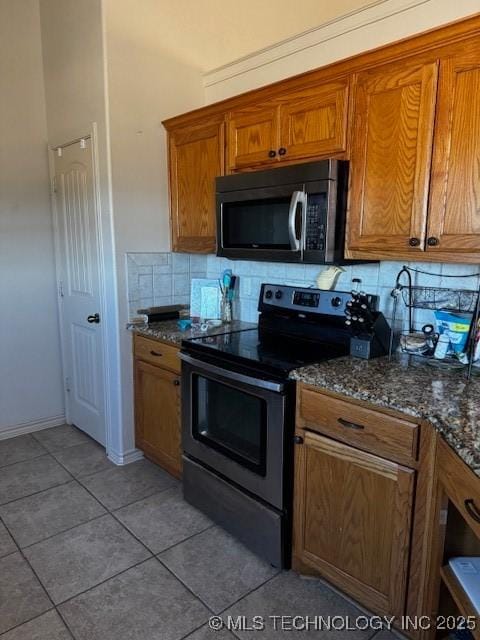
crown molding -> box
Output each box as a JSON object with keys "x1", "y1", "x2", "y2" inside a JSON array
[{"x1": 203, "y1": 0, "x2": 433, "y2": 88}]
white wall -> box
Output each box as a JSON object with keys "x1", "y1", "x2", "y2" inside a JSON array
[
  {"x1": 204, "y1": 0, "x2": 480, "y2": 101},
  {"x1": 104, "y1": 0, "x2": 204, "y2": 457},
  {"x1": 0, "y1": 0, "x2": 64, "y2": 436}
]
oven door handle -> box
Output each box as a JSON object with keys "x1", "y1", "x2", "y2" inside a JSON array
[
  {"x1": 180, "y1": 353, "x2": 285, "y2": 393},
  {"x1": 288, "y1": 190, "x2": 306, "y2": 252}
]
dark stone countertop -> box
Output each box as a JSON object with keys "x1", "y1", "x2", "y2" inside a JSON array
[
  {"x1": 128, "y1": 319, "x2": 257, "y2": 346},
  {"x1": 291, "y1": 354, "x2": 480, "y2": 477}
]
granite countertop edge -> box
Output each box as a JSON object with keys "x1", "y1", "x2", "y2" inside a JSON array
[{"x1": 290, "y1": 357, "x2": 480, "y2": 478}]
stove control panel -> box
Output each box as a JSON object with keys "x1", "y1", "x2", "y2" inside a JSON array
[{"x1": 260, "y1": 284, "x2": 352, "y2": 316}]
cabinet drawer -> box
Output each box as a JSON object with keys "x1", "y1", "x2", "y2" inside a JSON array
[
  {"x1": 438, "y1": 438, "x2": 480, "y2": 539},
  {"x1": 298, "y1": 386, "x2": 419, "y2": 466},
  {"x1": 134, "y1": 335, "x2": 180, "y2": 373}
]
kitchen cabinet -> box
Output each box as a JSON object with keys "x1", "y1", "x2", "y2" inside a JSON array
[
  {"x1": 346, "y1": 58, "x2": 438, "y2": 257},
  {"x1": 294, "y1": 429, "x2": 415, "y2": 617},
  {"x1": 167, "y1": 116, "x2": 225, "y2": 253},
  {"x1": 426, "y1": 38, "x2": 480, "y2": 258},
  {"x1": 423, "y1": 437, "x2": 480, "y2": 640},
  {"x1": 227, "y1": 79, "x2": 349, "y2": 172},
  {"x1": 134, "y1": 335, "x2": 182, "y2": 478},
  {"x1": 294, "y1": 385, "x2": 417, "y2": 617},
  {"x1": 163, "y1": 14, "x2": 480, "y2": 258}
]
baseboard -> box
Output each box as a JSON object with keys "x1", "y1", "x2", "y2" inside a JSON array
[
  {"x1": 107, "y1": 448, "x2": 144, "y2": 466},
  {"x1": 0, "y1": 415, "x2": 66, "y2": 441}
]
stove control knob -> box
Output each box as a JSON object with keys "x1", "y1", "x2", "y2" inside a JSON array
[
  {"x1": 275, "y1": 290, "x2": 283, "y2": 300},
  {"x1": 331, "y1": 296, "x2": 343, "y2": 308},
  {"x1": 265, "y1": 289, "x2": 273, "y2": 300}
]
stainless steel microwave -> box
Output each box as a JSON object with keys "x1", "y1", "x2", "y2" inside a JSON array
[{"x1": 216, "y1": 160, "x2": 350, "y2": 264}]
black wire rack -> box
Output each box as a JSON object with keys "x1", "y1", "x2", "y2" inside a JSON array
[{"x1": 389, "y1": 266, "x2": 480, "y2": 379}]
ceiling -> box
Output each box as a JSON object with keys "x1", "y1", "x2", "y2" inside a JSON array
[{"x1": 106, "y1": 0, "x2": 384, "y2": 72}]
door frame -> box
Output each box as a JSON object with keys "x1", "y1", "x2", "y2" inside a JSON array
[{"x1": 47, "y1": 122, "x2": 123, "y2": 462}]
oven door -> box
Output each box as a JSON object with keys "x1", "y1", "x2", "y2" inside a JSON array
[
  {"x1": 181, "y1": 353, "x2": 288, "y2": 510},
  {"x1": 217, "y1": 184, "x2": 306, "y2": 263}
]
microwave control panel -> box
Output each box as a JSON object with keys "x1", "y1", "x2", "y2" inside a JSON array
[{"x1": 304, "y1": 194, "x2": 327, "y2": 252}]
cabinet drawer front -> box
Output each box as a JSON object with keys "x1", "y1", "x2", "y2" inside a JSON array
[
  {"x1": 134, "y1": 335, "x2": 180, "y2": 373},
  {"x1": 298, "y1": 386, "x2": 419, "y2": 466},
  {"x1": 438, "y1": 439, "x2": 480, "y2": 539}
]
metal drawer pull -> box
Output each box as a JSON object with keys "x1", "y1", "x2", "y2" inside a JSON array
[
  {"x1": 464, "y1": 499, "x2": 480, "y2": 523},
  {"x1": 150, "y1": 350, "x2": 163, "y2": 357},
  {"x1": 338, "y1": 417, "x2": 365, "y2": 431}
]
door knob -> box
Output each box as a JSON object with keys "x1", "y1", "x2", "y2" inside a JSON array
[
  {"x1": 408, "y1": 237, "x2": 420, "y2": 247},
  {"x1": 427, "y1": 236, "x2": 439, "y2": 247},
  {"x1": 278, "y1": 147, "x2": 287, "y2": 156},
  {"x1": 87, "y1": 313, "x2": 100, "y2": 324},
  {"x1": 268, "y1": 150, "x2": 277, "y2": 158}
]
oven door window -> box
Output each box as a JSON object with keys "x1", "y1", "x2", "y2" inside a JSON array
[
  {"x1": 222, "y1": 197, "x2": 295, "y2": 250},
  {"x1": 192, "y1": 374, "x2": 267, "y2": 475}
]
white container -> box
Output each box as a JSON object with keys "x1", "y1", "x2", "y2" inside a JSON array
[{"x1": 434, "y1": 333, "x2": 450, "y2": 360}]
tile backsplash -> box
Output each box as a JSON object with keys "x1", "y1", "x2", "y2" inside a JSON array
[{"x1": 126, "y1": 252, "x2": 480, "y2": 330}]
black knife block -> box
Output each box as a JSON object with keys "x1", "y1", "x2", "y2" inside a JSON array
[{"x1": 349, "y1": 312, "x2": 391, "y2": 359}]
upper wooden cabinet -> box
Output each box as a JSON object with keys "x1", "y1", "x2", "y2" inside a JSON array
[
  {"x1": 227, "y1": 79, "x2": 349, "y2": 172},
  {"x1": 427, "y1": 38, "x2": 480, "y2": 256},
  {"x1": 163, "y1": 15, "x2": 480, "y2": 258},
  {"x1": 346, "y1": 58, "x2": 438, "y2": 257},
  {"x1": 227, "y1": 103, "x2": 279, "y2": 171},
  {"x1": 168, "y1": 117, "x2": 225, "y2": 253}
]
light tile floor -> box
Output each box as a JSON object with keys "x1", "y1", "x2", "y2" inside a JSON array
[{"x1": 0, "y1": 425, "x2": 398, "y2": 639}]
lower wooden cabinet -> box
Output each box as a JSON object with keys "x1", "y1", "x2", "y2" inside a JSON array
[
  {"x1": 293, "y1": 426, "x2": 415, "y2": 617},
  {"x1": 134, "y1": 337, "x2": 182, "y2": 478}
]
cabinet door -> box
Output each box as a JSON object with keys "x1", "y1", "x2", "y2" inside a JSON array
[
  {"x1": 169, "y1": 118, "x2": 224, "y2": 253},
  {"x1": 427, "y1": 40, "x2": 480, "y2": 257},
  {"x1": 227, "y1": 103, "x2": 280, "y2": 171},
  {"x1": 278, "y1": 79, "x2": 349, "y2": 162},
  {"x1": 134, "y1": 359, "x2": 182, "y2": 478},
  {"x1": 294, "y1": 430, "x2": 415, "y2": 617},
  {"x1": 346, "y1": 59, "x2": 438, "y2": 258}
]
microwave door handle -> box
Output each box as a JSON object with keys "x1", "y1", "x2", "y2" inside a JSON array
[{"x1": 288, "y1": 191, "x2": 306, "y2": 251}]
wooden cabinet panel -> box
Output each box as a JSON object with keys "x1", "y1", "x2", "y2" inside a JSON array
[
  {"x1": 169, "y1": 118, "x2": 224, "y2": 253},
  {"x1": 227, "y1": 104, "x2": 280, "y2": 171},
  {"x1": 134, "y1": 358, "x2": 182, "y2": 478},
  {"x1": 427, "y1": 40, "x2": 480, "y2": 257},
  {"x1": 278, "y1": 80, "x2": 349, "y2": 161},
  {"x1": 294, "y1": 430, "x2": 415, "y2": 616},
  {"x1": 298, "y1": 386, "x2": 419, "y2": 467},
  {"x1": 347, "y1": 59, "x2": 438, "y2": 257},
  {"x1": 134, "y1": 335, "x2": 180, "y2": 374},
  {"x1": 437, "y1": 438, "x2": 480, "y2": 540}
]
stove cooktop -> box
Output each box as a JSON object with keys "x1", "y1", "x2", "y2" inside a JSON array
[{"x1": 183, "y1": 327, "x2": 349, "y2": 378}]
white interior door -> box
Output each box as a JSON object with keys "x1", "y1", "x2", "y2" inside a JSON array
[{"x1": 53, "y1": 138, "x2": 106, "y2": 445}]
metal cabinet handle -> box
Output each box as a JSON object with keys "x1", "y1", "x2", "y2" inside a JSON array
[
  {"x1": 427, "y1": 236, "x2": 439, "y2": 247},
  {"x1": 268, "y1": 149, "x2": 277, "y2": 158},
  {"x1": 278, "y1": 147, "x2": 287, "y2": 156},
  {"x1": 173, "y1": 379, "x2": 180, "y2": 386},
  {"x1": 150, "y1": 350, "x2": 163, "y2": 357},
  {"x1": 464, "y1": 499, "x2": 480, "y2": 523},
  {"x1": 409, "y1": 237, "x2": 421, "y2": 247},
  {"x1": 293, "y1": 435, "x2": 304, "y2": 445},
  {"x1": 338, "y1": 417, "x2": 365, "y2": 431}
]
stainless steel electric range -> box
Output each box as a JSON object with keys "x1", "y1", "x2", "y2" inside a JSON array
[{"x1": 180, "y1": 283, "x2": 355, "y2": 568}]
